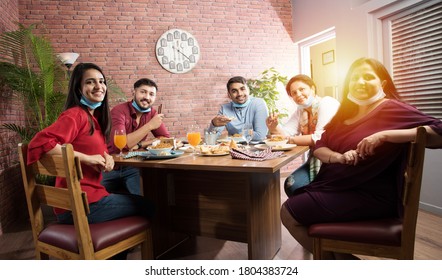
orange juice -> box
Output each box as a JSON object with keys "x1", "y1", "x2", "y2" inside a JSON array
[
  {"x1": 187, "y1": 132, "x2": 201, "y2": 147},
  {"x1": 114, "y1": 134, "x2": 127, "y2": 150}
]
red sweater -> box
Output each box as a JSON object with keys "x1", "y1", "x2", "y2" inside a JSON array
[{"x1": 27, "y1": 107, "x2": 109, "y2": 213}]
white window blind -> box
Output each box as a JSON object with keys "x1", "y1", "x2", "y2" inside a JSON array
[{"x1": 391, "y1": 1, "x2": 442, "y2": 120}]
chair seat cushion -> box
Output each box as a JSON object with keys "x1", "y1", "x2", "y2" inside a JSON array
[
  {"x1": 38, "y1": 216, "x2": 150, "y2": 253},
  {"x1": 308, "y1": 218, "x2": 402, "y2": 246}
]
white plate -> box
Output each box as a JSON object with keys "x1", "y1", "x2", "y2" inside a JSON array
[{"x1": 254, "y1": 143, "x2": 297, "y2": 151}]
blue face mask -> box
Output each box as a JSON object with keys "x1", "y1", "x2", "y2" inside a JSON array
[
  {"x1": 232, "y1": 98, "x2": 251, "y2": 108},
  {"x1": 80, "y1": 96, "x2": 102, "y2": 110},
  {"x1": 297, "y1": 95, "x2": 314, "y2": 109},
  {"x1": 132, "y1": 100, "x2": 151, "y2": 113}
]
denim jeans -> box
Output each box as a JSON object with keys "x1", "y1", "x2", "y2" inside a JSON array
[
  {"x1": 101, "y1": 166, "x2": 141, "y2": 195},
  {"x1": 56, "y1": 193, "x2": 154, "y2": 224},
  {"x1": 284, "y1": 161, "x2": 311, "y2": 197}
]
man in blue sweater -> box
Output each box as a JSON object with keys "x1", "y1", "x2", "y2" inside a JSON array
[{"x1": 209, "y1": 76, "x2": 269, "y2": 141}]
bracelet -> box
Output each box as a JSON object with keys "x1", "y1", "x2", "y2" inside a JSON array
[{"x1": 328, "y1": 153, "x2": 333, "y2": 164}]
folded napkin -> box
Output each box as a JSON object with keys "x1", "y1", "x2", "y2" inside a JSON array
[{"x1": 230, "y1": 148, "x2": 285, "y2": 161}]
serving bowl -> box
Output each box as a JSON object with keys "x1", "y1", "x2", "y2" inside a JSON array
[{"x1": 147, "y1": 146, "x2": 173, "y2": 155}]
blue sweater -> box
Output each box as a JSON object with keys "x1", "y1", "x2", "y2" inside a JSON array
[{"x1": 209, "y1": 96, "x2": 269, "y2": 141}]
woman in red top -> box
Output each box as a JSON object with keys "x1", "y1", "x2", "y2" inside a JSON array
[{"x1": 27, "y1": 63, "x2": 154, "y2": 224}]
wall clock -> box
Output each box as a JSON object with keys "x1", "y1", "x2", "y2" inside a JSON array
[{"x1": 155, "y1": 29, "x2": 200, "y2": 74}]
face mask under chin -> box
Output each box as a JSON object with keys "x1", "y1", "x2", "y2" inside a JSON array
[
  {"x1": 347, "y1": 88, "x2": 386, "y2": 106},
  {"x1": 132, "y1": 100, "x2": 151, "y2": 113},
  {"x1": 297, "y1": 95, "x2": 314, "y2": 109}
]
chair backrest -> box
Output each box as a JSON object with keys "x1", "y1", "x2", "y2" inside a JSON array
[
  {"x1": 400, "y1": 126, "x2": 427, "y2": 254},
  {"x1": 18, "y1": 143, "x2": 95, "y2": 258}
]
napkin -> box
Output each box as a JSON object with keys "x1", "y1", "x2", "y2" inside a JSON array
[{"x1": 230, "y1": 148, "x2": 285, "y2": 161}]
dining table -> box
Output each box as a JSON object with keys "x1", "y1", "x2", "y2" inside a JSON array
[{"x1": 114, "y1": 144, "x2": 309, "y2": 260}]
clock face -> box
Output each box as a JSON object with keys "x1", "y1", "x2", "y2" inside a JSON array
[{"x1": 155, "y1": 29, "x2": 200, "y2": 74}]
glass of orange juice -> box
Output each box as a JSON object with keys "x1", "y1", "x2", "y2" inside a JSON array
[
  {"x1": 114, "y1": 128, "x2": 127, "y2": 157},
  {"x1": 187, "y1": 124, "x2": 201, "y2": 156}
]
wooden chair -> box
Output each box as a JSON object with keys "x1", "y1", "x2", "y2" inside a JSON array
[
  {"x1": 308, "y1": 126, "x2": 427, "y2": 260},
  {"x1": 18, "y1": 143, "x2": 153, "y2": 260}
]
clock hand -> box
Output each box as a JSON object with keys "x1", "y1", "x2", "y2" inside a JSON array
[{"x1": 172, "y1": 45, "x2": 191, "y2": 60}]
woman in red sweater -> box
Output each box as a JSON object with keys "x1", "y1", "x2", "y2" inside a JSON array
[{"x1": 27, "y1": 63, "x2": 153, "y2": 224}]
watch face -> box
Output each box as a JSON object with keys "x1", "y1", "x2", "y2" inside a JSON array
[{"x1": 155, "y1": 29, "x2": 200, "y2": 74}]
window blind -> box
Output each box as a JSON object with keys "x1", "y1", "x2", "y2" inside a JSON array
[{"x1": 391, "y1": 2, "x2": 442, "y2": 120}]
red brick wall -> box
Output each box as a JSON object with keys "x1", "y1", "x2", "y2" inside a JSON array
[
  {"x1": 17, "y1": 0, "x2": 296, "y2": 137},
  {"x1": 1, "y1": 0, "x2": 298, "y2": 233},
  {"x1": 0, "y1": 0, "x2": 27, "y2": 234},
  {"x1": 0, "y1": 0, "x2": 19, "y2": 33}
]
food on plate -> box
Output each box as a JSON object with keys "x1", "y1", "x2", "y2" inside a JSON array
[
  {"x1": 264, "y1": 135, "x2": 288, "y2": 147},
  {"x1": 199, "y1": 145, "x2": 230, "y2": 155},
  {"x1": 181, "y1": 146, "x2": 195, "y2": 153},
  {"x1": 175, "y1": 140, "x2": 184, "y2": 148},
  {"x1": 158, "y1": 151, "x2": 171, "y2": 156},
  {"x1": 267, "y1": 135, "x2": 285, "y2": 142},
  {"x1": 148, "y1": 146, "x2": 172, "y2": 155},
  {"x1": 199, "y1": 146, "x2": 210, "y2": 154},
  {"x1": 231, "y1": 133, "x2": 242, "y2": 137},
  {"x1": 229, "y1": 139, "x2": 238, "y2": 149},
  {"x1": 152, "y1": 142, "x2": 173, "y2": 149}
]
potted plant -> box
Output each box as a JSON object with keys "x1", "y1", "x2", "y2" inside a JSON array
[
  {"x1": 0, "y1": 23, "x2": 68, "y2": 143},
  {"x1": 0, "y1": 24, "x2": 125, "y2": 143},
  {"x1": 247, "y1": 67, "x2": 288, "y2": 119}
]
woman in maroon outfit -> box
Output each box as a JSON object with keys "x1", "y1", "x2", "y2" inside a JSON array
[{"x1": 281, "y1": 57, "x2": 442, "y2": 259}]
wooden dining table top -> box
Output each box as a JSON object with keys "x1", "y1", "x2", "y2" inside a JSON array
[{"x1": 114, "y1": 145, "x2": 309, "y2": 174}]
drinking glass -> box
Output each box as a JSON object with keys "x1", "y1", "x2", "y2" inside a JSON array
[
  {"x1": 242, "y1": 123, "x2": 254, "y2": 149},
  {"x1": 204, "y1": 128, "x2": 218, "y2": 145},
  {"x1": 114, "y1": 129, "x2": 127, "y2": 157},
  {"x1": 187, "y1": 124, "x2": 201, "y2": 156}
]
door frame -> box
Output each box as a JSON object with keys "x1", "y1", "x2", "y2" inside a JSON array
[{"x1": 296, "y1": 26, "x2": 336, "y2": 76}]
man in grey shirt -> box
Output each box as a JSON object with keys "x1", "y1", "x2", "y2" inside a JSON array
[{"x1": 209, "y1": 76, "x2": 269, "y2": 141}]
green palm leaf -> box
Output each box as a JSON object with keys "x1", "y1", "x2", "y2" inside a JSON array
[
  {"x1": 1, "y1": 24, "x2": 125, "y2": 143},
  {"x1": 1, "y1": 123, "x2": 36, "y2": 143},
  {"x1": 0, "y1": 24, "x2": 69, "y2": 141}
]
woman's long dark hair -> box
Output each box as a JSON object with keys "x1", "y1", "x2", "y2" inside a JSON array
[
  {"x1": 64, "y1": 62, "x2": 111, "y2": 142},
  {"x1": 325, "y1": 57, "x2": 401, "y2": 130}
]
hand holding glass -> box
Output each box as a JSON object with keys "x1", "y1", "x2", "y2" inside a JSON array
[{"x1": 114, "y1": 129, "x2": 127, "y2": 157}]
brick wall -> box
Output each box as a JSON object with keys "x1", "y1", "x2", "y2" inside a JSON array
[
  {"x1": 1, "y1": 0, "x2": 298, "y2": 233},
  {"x1": 0, "y1": 0, "x2": 18, "y2": 33},
  {"x1": 0, "y1": 0, "x2": 27, "y2": 234},
  {"x1": 18, "y1": 0, "x2": 297, "y2": 137}
]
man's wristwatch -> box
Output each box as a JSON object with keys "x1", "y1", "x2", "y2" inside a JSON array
[{"x1": 137, "y1": 142, "x2": 143, "y2": 150}]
